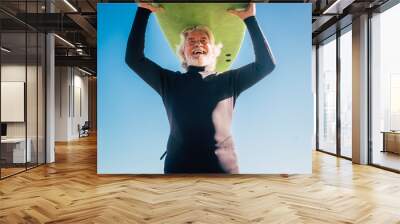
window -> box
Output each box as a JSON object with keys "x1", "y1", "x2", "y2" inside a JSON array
[
  {"x1": 339, "y1": 27, "x2": 352, "y2": 158},
  {"x1": 371, "y1": 2, "x2": 400, "y2": 171},
  {"x1": 0, "y1": 1, "x2": 47, "y2": 179},
  {"x1": 317, "y1": 35, "x2": 337, "y2": 154}
]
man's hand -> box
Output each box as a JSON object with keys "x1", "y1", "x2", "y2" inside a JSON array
[
  {"x1": 138, "y1": 3, "x2": 164, "y2": 13},
  {"x1": 227, "y1": 3, "x2": 255, "y2": 20}
]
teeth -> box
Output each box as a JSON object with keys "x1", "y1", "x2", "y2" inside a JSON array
[
  {"x1": 193, "y1": 50, "x2": 205, "y2": 55},
  {"x1": 192, "y1": 49, "x2": 205, "y2": 55}
]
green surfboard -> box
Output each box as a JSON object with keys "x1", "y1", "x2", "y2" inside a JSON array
[{"x1": 153, "y1": 3, "x2": 248, "y2": 72}]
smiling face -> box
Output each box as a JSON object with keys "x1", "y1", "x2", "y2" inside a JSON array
[
  {"x1": 183, "y1": 30, "x2": 213, "y2": 67},
  {"x1": 177, "y1": 26, "x2": 223, "y2": 72}
]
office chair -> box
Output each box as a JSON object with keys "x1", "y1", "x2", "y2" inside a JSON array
[{"x1": 79, "y1": 121, "x2": 90, "y2": 138}]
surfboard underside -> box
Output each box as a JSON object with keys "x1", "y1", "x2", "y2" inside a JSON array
[{"x1": 154, "y1": 3, "x2": 248, "y2": 72}]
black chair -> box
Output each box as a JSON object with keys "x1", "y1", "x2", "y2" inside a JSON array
[{"x1": 79, "y1": 121, "x2": 90, "y2": 138}]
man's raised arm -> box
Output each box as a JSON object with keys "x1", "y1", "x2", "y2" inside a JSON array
[
  {"x1": 125, "y1": 5, "x2": 169, "y2": 95},
  {"x1": 227, "y1": 3, "x2": 276, "y2": 96}
]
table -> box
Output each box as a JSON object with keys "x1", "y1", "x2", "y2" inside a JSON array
[
  {"x1": 381, "y1": 131, "x2": 400, "y2": 154},
  {"x1": 1, "y1": 138, "x2": 31, "y2": 163}
]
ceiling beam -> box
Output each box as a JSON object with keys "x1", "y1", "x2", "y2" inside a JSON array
[
  {"x1": 67, "y1": 13, "x2": 97, "y2": 46},
  {"x1": 55, "y1": 55, "x2": 96, "y2": 72}
]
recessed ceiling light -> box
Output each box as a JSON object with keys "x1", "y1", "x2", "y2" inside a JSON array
[
  {"x1": 1, "y1": 47, "x2": 11, "y2": 53},
  {"x1": 63, "y1": 0, "x2": 78, "y2": 12},
  {"x1": 54, "y1": 34, "x2": 75, "y2": 48},
  {"x1": 322, "y1": 0, "x2": 354, "y2": 15},
  {"x1": 77, "y1": 67, "x2": 93, "y2": 76}
]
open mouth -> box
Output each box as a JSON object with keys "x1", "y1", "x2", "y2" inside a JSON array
[{"x1": 192, "y1": 49, "x2": 207, "y2": 56}]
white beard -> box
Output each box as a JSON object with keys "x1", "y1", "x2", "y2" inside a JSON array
[{"x1": 186, "y1": 53, "x2": 215, "y2": 68}]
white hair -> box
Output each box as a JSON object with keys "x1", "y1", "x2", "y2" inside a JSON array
[{"x1": 176, "y1": 25, "x2": 223, "y2": 72}]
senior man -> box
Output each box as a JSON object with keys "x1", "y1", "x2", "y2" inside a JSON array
[{"x1": 125, "y1": 3, "x2": 276, "y2": 174}]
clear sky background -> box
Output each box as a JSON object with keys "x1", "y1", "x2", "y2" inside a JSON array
[{"x1": 98, "y1": 3, "x2": 313, "y2": 174}]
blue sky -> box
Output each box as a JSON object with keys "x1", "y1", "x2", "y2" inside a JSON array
[{"x1": 98, "y1": 3, "x2": 312, "y2": 174}]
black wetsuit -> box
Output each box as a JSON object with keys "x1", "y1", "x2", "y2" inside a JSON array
[{"x1": 125, "y1": 7, "x2": 275, "y2": 174}]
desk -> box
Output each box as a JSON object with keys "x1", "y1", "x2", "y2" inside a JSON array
[
  {"x1": 382, "y1": 131, "x2": 400, "y2": 154},
  {"x1": 1, "y1": 138, "x2": 31, "y2": 163}
]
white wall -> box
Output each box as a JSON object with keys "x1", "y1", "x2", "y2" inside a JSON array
[
  {"x1": 1, "y1": 65, "x2": 39, "y2": 137},
  {"x1": 55, "y1": 67, "x2": 89, "y2": 141},
  {"x1": 1, "y1": 64, "x2": 46, "y2": 164},
  {"x1": 72, "y1": 73, "x2": 89, "y2": 138},
  {"x1": 1, "y1": 65, "x2": 25, "y2": 131},
  {"x1": 55, "y1": 66, "x2": 70, "y2": 141},
  {"x1": 1, "y1": 82, "x2": 25, "y2": 122}
]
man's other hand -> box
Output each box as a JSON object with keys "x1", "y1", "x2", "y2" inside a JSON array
[
  {"x1": 227, "y1": 3, "x2": 255, "y2": 20},
  {"x1": 138, "y1": 3, "x2": 164, "y2": 13}
]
